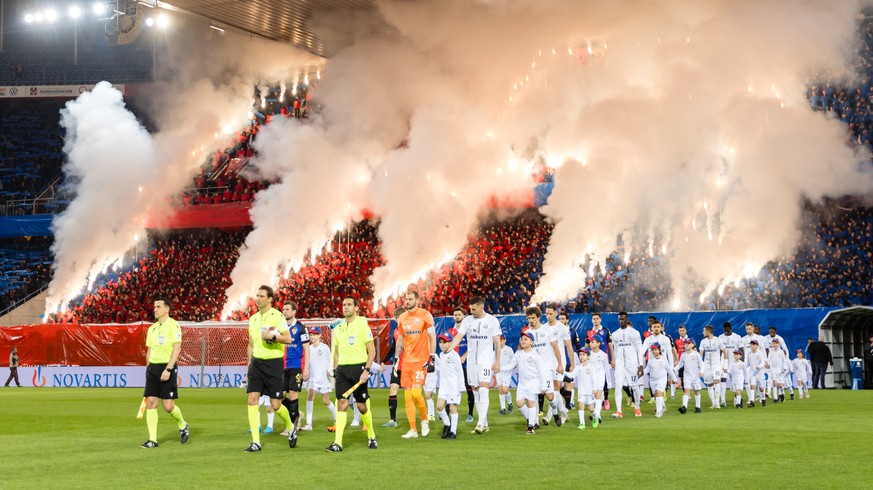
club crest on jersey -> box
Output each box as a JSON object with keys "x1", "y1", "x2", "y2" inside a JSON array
[
  {"x1": 292, "y1": 327, "x2": 298, "y2": 335},
  {"x1": 348, "y1": 335, "x2": 355, "y2": 345}
]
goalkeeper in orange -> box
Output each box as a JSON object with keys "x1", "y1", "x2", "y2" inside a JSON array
[{"x1": 396, "y1": 291, "x2": 436, "y2": 439}]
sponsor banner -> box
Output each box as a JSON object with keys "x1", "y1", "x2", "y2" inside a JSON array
[
  {"x1": 0, "y1": 84, "x2": 126, "y2": 99},
  {"x1": 0, "y1": 365, "x2": 519, "y2": 388}
]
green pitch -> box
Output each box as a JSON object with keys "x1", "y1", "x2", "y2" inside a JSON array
[{"x1": 1, "y1": 388, "x2": 871, "y2": 488}]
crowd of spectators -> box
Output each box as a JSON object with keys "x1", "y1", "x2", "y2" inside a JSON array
[
  {"x1": 51, "y1": 201, "x2": 869, "y2": 323},
  {"x1": 57, "y1": 230, "x2": 241, "y2": 324}
]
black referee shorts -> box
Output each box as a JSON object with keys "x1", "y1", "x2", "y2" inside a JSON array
[
  {"x1": 247, "y1": 358, "x2": 284, "y2": 399},
  {"x1": 335, "y1": 363, "x2": 369, "y2": 402},
  {"x1": 283, "y1": 368, "x2": 304, "y2": 393},
  {"x1": 144, "y1": 363, "x2": 179, "y2": 400}
]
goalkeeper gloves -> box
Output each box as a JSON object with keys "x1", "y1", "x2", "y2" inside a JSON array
[{"x1": 424, "y1": 354, "x2": 437, "y2": 373}]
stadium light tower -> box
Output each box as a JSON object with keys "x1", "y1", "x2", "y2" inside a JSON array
[
  {"x1": 93, "y1": 2, "x2": 107, "y2": 16},
  {"x1": 69, "y1": 6, "x2": 83, "y2": 19}
]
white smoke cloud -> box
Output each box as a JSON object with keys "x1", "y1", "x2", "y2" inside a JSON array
[
  {"x1": 224, "y1": 0, "x2": 873, "y2": 314},
  {"x1": 46, "y1": 25, "x2": 320, "y2": 317}
]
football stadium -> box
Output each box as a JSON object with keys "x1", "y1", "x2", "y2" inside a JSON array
[{"x1": 1, "y1": 0, "x2": 873, "y2": 487}]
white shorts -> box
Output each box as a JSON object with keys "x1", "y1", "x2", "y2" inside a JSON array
[
  {"x1": 614, "y1": 367, "x2": 638, "y2": 388},
  {"x1": 516, "y1": 389, "x2": 541, "y2": 403},
  {"x1": 424, "y1": 372, "x2": 438, "y2": 393},
  {"x1": 731, "y1": 375, "x2": 745, "y2": 391},
  {"x1": 308, "y1": 381, "x2": 332, "y2": 394},
  {"x1": 258, "y1": 395, "x2": 271, "y2": 406},
  {"x1": 495, "y1": 371, "x2": 512, "y2": 387},
  {"x1": 649, "y1": 377, "x2": 668, "y2": 393},
  {"x1": 466, "y1": 363, "x2": 494, "y2": 387},
  {"x1": 438, "y1": 390, "x2": 461, "y2": 405},
  {"x1": 703, "y1": 366, "x2": 722, "y2": 385},
  {"x1": 749, "y1": 373, "x2": 765, "y2": 388},
  {"x1": 577, "y1": 393, "x2": 595, "y2": 406},
  {"x1": 592, "y1": 373, "x2": 606, "y2": 392},
  {"x1": 770, "y1": 373, "x2": 785, "y2": 385},
  {"x1": 684, "y1": 376, "x2": 703, "y2": 391}
]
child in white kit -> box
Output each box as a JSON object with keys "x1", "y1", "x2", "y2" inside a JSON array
[
  {"x1": 436, "y1": 332, "x2": 465, "y2": 439},
  {"x1": 745, "y1": 339, "x2": 767, "y2": 407},
  {"x1": 501, "y1": 330, "x2": 557, "y2": 434},
  {"x1": 303, "y1": 327, "x2": 336, "y2": 431},
  {"x1": 642, "y1": 343, "x2": 678, "y2": 418},
  {"x1": 792, "y1": 350, "x2": 812, "y2": 399},
  {"x1": 727, "y1": 349, "x2": 746, "y2": 408},
  {"x1": 496, "y1": 334, "x2": 515, "y2": 415},
  {"x1": 675, "y1": 337, "x2": 703, "y2": 414}
]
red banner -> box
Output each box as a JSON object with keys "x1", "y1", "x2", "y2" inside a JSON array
[
  {"x1": 146, "y1": 203, "x2": 252, "y2": 230},
  {"x1": 0, "y1": 321, "x2": 392, "y2": 367}
]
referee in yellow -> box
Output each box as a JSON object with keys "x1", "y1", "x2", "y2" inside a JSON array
[
  {"x1": 141, "y1": 297, "x2": 189, "y2": 448},
  {"x1": 245, "y1": 285, "x2": 296, "y2": 452},
  {"x1": 325, "y1": 296, "x2": 377, "y2": 452}
]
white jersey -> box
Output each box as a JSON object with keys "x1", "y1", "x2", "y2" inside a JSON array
[
  {"x1": 768, "y1": 350, "x2": 788, "y2": 375},
  {"x1": 498, "y1": 345, "x2": 514, "y2": 370},
  {"x1": 644, "y1": 355, "x2": 678, "y2": 383},
  {"x1": 765, "y1": 334, "x2": 789, "y2": 355},
  {"x1": 719, "y1": 333, "x2": 743, "y2": 356},
  {"x1": 457, "y1": 314, "x2": 502, "y2": 367},
  {"x1": 746, "y1": 350, "x2": 766, "y2": 377},
  {"x1": 307, "y1": 343, "x2": 332, "y2": 386},
  {"x1": 572, "y1": 362, "x2": 595, "y2": 397},
  {"x1": 437, "y1": 350, "x2": 465, "y2": 397},
  {"x1": 699, "y1": 337, "x2": 726, "y2": 367},
  {"x1": 503, "y1": 349, "x2": 549, "y2": 394},
  {"x1": 526, "y1": 325, "x2": 559, "y2": 371},
  {"x1": 547, "y1": 321, "x2": 571, "y2": 370},
  {"x1": 792, "y1": 358, "x2": 811, "y2": 381},
  {"x1": 640, "y1": 333, "x2": 675, "y2": 366},
  {"x1": 675, "y1": 350, "x2": 704, "y2": 382},
  {"x1": 612, "y1": 327, "x2": 642, "y2": 370},
  {"x1": 727, "y1": 359, "x2": 747, "y2": 385},
  {"x1": 588, "y1": 350, "x2": 611, "y2": 389}
]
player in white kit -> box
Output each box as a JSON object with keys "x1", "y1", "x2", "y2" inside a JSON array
[
  {"x1": 642, "y1": 343, "x2": 678, "y2": 418},
  {"x1": 745, "y1": 339, "x2": 767, "y2": 407},
  {"x1": 302, "y1": 328, "x2": 337, "y2": 431},
  {"x1": 501, "y1": 330, "x2": 557, "y2": 434},
  {"x1": 792, "y1": 350, "x2": 812, "y2": 399},
  {"x1": 699, "y1": 325, "x2": 727, "y2": 409},
  {"x1": 545, "y1": 304, "x2": 574, "y2": 423},
  {"x1": 496, "y1": 334, "x2": 515, "y2": 415},
  {"x1": 675, "y1": 338, "x2": 703, "y2": 414},
  {"x1": 727, "y1": 349, "x2": 747, "y2": 408},
  {"x1": 718, "y1": 322, "x2": 743, "y2": 407},
  {"x1": 446, "y1": 296, "x2": 502, "y2": 434},
  {"x1": 435, "y1": 332, "x2": 465, "y2": 439},
  {"x1": 521, "y1": 306, "x2": 565, "y2": 427},
  {"x1": 611, "y1": 312, "x2": 643, "y2": 418},
  {"x1": 586, "y1": 336, "x2": 610, "y2": 424}
]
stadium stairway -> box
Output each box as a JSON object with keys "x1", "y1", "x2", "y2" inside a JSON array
[{"x1": 0, "y1": 290, "x2": 48, "y2": 326}]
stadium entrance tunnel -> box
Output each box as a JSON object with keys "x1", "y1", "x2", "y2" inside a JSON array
[{"x1": 818, "y1": 306, "x2": 873, "y2": 388}]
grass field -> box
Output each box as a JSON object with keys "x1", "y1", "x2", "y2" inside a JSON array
[{"x1": 1, "y1": 388, "x2": 871, "y2": 489}]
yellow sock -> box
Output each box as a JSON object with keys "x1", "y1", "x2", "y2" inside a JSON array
[
  {"x1": 361, "y1": 407, "x2": 375, "y2": 439},
  {"x1": 248, "y1": 405, "x2": 261, "y2": 445},
  {"x1": 276, "y1": 404, "x2": 293, "y2": 431},
  {"x1": 146, "y1": 408, "x2": 158, "y2": 442},
  {"x1": 412, "y1": 388, "x2": 427, "y2": 420},
  {"x1": 169, "y1": 405, "x2": 186, "y2": 429},
  {"x1": 334, "y1": 410, "x2": 347, "y2": 447}
]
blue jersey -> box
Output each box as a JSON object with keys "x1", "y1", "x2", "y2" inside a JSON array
[{"x1": 284, "y1": 321, "x2": 309, "y2": 369}]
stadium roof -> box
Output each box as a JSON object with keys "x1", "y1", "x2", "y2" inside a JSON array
[
  {"x1": 163, "y1": 0, "x2": 378, "y2": 57},
  {"x1": 818, "y1": 306, "x2": 873, "y2": 332}
]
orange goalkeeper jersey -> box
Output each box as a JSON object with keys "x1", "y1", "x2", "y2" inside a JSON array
[{"x1": 397, "y1": 307, "x2": 434, "y2": 367}]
